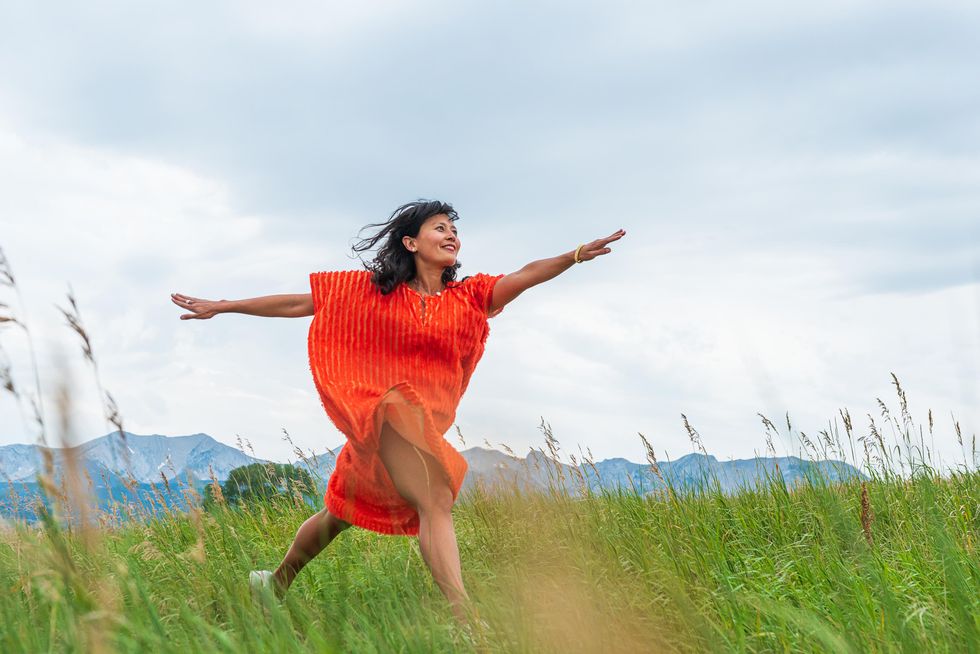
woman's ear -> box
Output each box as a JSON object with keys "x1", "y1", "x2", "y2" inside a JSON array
[{"x1": 402, "y1": 235, "x2": 416, "y2": 252}]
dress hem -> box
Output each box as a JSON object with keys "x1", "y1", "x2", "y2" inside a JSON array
[
  {"x1": 325, "y1": 487, "x2": 420, "y2": 536},
  {"x1": 321, "y1": 380, "x2": 468, "y2": 537}
]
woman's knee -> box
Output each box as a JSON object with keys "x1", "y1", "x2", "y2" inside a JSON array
[
  {"x1": 323, "y1": 509, "x2": 352, "y2": 534},
  {"x1": 415, "y1": 483, "x2": 455, "y2": 516}
]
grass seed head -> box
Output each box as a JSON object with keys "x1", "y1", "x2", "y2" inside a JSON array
[{"x1": 860, "y1": 482, "x2": 875, "y2": 546}]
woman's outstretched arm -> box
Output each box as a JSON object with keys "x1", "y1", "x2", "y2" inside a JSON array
[
  {"x1": 489, "y1": 228, "x2": 625, "y2": 314},
  {"x1": 171, "y1": 292, "x2": 314, "y2": 319}
]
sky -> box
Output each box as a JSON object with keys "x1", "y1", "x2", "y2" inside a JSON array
[{"x1": 1, "y1": 1, "x2": 978, "y2": 472}]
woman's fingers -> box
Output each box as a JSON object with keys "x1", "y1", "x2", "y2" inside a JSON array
[
  {"x1": 599, "y1": 229, "x2": 626, "y2": 245},
  {"x1": 579, "y1": 246, "x2": 609, "y2": 261},
  {"x1": 171, "y1": 296, "x2": 197, "y2": 310},
  {"x1": 171, "y1": 293, "x2": 217, "y2": 319},
  {"x1": 577, "y1": 230, "x2": 624, "y2": 261},
  {"x1": 172, "y1": 293, "x2": 208, "y2": 303},
  {"x1": 172, "y1": 293, "x2": 215, "y2": 306}
]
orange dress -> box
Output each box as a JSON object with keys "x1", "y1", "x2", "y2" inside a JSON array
[{"x1": 307, "y1": 269, "x2": 505, "y2": 535}]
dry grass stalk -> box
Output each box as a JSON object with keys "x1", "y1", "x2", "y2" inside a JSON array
[
  {"x1": 53, "y1": 287, "x2": 132, "y2": 481},
  {"x1": 577, "y1": 443, "x2": 601, "y2": 484},
  {"x1": 566, "y1": 453, "x2": 590, "y2": 495},
  {"x1": 282, "y1": 427, "x2": 311, "y2": 467},
  {"x1": 891, "y1": 372, "x2": 911, "y2": 426},
  {"x1": 868, "y1": 416, "x2": 888, "y2": 469},
  {"x1": 860, "y1": 482, "x2": 875, "y2": 546},
  {"x1": 758, "y1": 413, "x2": 780, "y2": 458},
  {"x1": 149, "y1": 479, "x2": 170, "y2": 516},
  {"x1": 818, "y1": 428, "x2": 833, "y2": 452},
  {"x1": 242, "y1": 435, "x2": 257, "y2": 458},
  {"x1": 538, "y1": 417, "x2": 567, "y2": 487},
  {"x1": 164, "y1": 454, "x2": 177, "y2": 478},
  {"x1": 185, "y1": 504, "x2": 207, "y2": 564},
  {"x1": 840, "y1": 408, "x2": 853, "y2": 437},
  {"x1": 799, "y1": 431, "x2": 817, "y2": 458},
  {"x1": 207, "y1": 464, "x2": 226, "y2": 506},
  {"x1": 638, "y1": 432, "x2": 668, "y2": 488},
  {"x1": 263, "y1": 461, "x2": 279, "y2": 487},
  {"x1": 0, "y1": 248, "x2": 50, "y2": 449},
  {"x1": 160, "y1": 470, "x2": 174, "y2": 498},
  {"x1": 876, "y1": 398, "x2": 890, "y2": 421},
  {"x1": 681, "y1": 413, "x2": 709, "y2": 457},
  {"x1": 121, "y1": 471, "x2": 139, "y2": 492}
]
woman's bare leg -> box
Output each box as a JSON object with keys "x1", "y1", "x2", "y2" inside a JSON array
[
  {"x1": 377, "y1": 421, "x2": 470, "y2": 622},
  {"x1": 272, "y1": 507, "x2": 351, "y2": 593}
]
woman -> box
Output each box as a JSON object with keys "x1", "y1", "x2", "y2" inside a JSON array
[{"x1": 170, "y1": 199, "x2": 625, "y2": 622}]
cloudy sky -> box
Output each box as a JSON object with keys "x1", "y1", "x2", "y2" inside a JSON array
[{"x1": 1, "y1": 1, "x2": 978, "y2": 471}]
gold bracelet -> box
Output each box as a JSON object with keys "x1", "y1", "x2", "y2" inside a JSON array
[{"x1": 574, "y1": 244, "x2": 585, "y2": 263}]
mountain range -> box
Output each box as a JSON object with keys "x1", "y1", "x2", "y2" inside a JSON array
[{"x1": 1, "y1": 431, "x2": 864, "y2": 506}]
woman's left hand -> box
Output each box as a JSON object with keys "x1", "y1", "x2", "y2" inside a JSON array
[{"x1": 576, "y1": 229, "x2": 626, "y2": 262}]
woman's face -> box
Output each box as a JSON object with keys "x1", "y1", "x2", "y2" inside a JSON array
[{"x1": 404, "y1": 213, "x2": 460, "y2": 267}]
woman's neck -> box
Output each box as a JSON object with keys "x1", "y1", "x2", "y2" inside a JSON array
[{"x1": 411, "y1": 261, "x2": 444, "y2": 295}]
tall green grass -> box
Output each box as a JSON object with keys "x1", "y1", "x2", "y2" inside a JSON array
[
  {"x1": 2, "y1": 245, "x2": 978, "y2": 652},
  {"x1": 4, "y1": 458, "x2": 980, "y2": 652}
]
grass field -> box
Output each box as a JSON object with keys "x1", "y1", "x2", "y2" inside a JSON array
[{"x1": 3, "y1": 448, "x2": 980, "y2": 653}]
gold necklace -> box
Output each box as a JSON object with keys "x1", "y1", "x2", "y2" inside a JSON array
[{"x1": 410, "y1": 278, "x2": 442, "y2": 296}]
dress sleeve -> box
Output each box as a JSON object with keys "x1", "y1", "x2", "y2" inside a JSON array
[
  {"x1": 309, "y1": 272, "x2": 329, "y2": 314},
  {"x1": 465, "y1": 272, "x2": 506, "y2": 319},
  {"x1": 309, "y1": 270, "x2": 365, "y2": 314}
]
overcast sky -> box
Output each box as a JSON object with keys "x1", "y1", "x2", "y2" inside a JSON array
[{"x1": 1, "y1": 1, "x2": 978, "y2": 471}]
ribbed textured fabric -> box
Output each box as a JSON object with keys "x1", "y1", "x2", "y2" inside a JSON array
[{"x1": 307, "y1": 269, "x2": 505, "y2": 535}]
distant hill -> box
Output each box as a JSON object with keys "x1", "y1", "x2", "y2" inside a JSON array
[
  {"x1": 459, "y1": 448, "x2": 866, "y2": 496},
  {"x1": 0, "y1": 431, "x2": 265, "y2": 485},
  {"x1": 292, "y1": 442, "x2": 866, "y2": 496},
  {"x1": 0, "y1": 432, "x2": 865, "y2": 522}
]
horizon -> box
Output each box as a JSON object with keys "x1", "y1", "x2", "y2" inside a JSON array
[{"x1": 0, "y1": 428, "x2": 886, "y2": 469}]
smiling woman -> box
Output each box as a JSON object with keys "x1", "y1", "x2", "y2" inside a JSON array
[{"x1": 170, "y1": 198, "x2": 625, "y2": 625}]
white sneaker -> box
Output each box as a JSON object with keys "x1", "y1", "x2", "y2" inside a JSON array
[{"x1": 249, "y1": 570, "x2": 275, "y2": 599}]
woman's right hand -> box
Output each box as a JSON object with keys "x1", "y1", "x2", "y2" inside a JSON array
[{"x1": 171, "y1": 293, "x2": 224, "y2": 320}]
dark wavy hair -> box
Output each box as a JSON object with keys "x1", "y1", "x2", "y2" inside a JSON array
[{"x1": 351, "y1": 199, "x2": 462, "y2": 295}]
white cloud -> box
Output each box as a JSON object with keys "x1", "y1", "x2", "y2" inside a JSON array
[{"x1": 0, "y1": 119, "x2": 340, "y2": 460}]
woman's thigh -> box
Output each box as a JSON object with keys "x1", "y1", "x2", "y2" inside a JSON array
[{"x1": 377, "y1": 421, "x2": 453, "y2": 514}]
